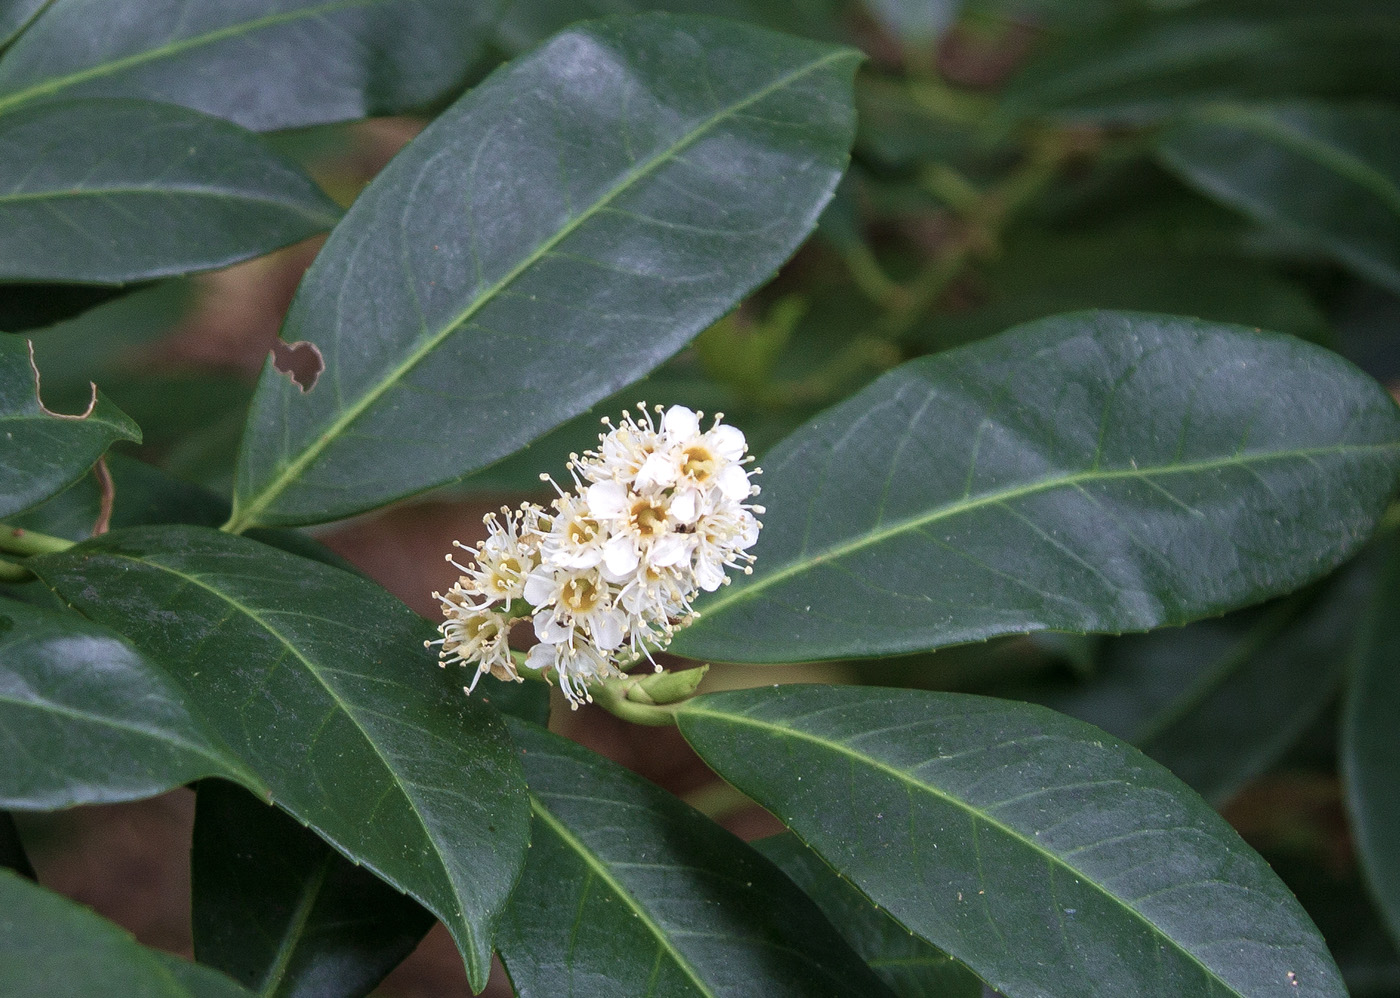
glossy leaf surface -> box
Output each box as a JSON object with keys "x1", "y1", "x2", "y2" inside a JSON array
[
  {"x1": 677, "y1": 686, "x2": 1346, "y2": 998},
  {"x1": 754, "y1": 834, "x2": 983, "y2": 998},
  {"x1": 229, "y1": 15, "x2": 860, "y2": 529},
  {"x1": 0, "y1": 0, "x2": 45, "y2": 48},
  {"x1": 673, "y1": 311, "x2": 1400, "y2": 663},
  {"x1": 0, "y1": 599, "x2": 248, "y2": 809},
  {"x1": 192, "y1": 780, "x2": 434, "y2": 998},
  {"x1": 1158, "y1": 103, "x2": 1400, "y2": 296},
  {"x1": 1343, "y1": 538, "x2": 1400, "y2": 948},
  {"x1": 0, "y1": 334, "x2": 140, "y2": 520},
  {"x1": 1044, "y1": 562, "x2": 1368, "y2": 804},
  {"x1": 0, "y1": 100, "x2": 340, "y2": 284},
  {"x1": 0, "y1": 868, "x2": 253, "y2": 998},
  {"x1": 0, "y1": 0, "x2": 495, "y2": 131},
  {"x1": 491, "y1": 0, "x2": 841, "y2": 53},
  {"x1": 29, "y1": 526, "x2": 529, "y2": 991},
  {"x1": 496, "y1": 718, "x2": 893, "y2": 998}
]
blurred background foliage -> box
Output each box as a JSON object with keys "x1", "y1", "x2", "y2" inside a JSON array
[{"x1": 7, "y1": 0, "x2": 1399, "y2": 994}]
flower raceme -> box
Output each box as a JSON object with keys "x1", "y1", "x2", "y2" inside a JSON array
[{"x1": 429, "y1": 404, "x2": 762, "y2": 706}]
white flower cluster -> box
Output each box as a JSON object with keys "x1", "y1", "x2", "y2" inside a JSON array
[{"x1": 430, "y1": 404, "x2": 762, "y2": 707}]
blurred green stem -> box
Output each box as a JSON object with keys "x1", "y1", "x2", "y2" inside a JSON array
[
  {"x1": 0, "y1": 557, "x2": 31, "y2": 582},
  {"x1": 859, "y1": 127, "x2": 1079, "y2": 342},
  {"x1": 0, "y1": 524, "x2": 73, "y2": 557}
]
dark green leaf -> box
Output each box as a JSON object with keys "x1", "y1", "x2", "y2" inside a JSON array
[
  {"x1": 496, "y1": 718, "x2": 895, "y2": 998},
  {"x1": 0, "y1": 100, "x2": 340, "y2": 284},
  {"x1": 491, "y1": 0, "x2": 843, "y2": 53},
  {"x1": 672, "y1": 311, "x2": 1400, "y2": 663},
  {"x1": 677, "y1": 685, "x2": 1346, "y2": 997},
  {"x1": 916, "y1": 227, "x2": 1331, "y2": 353},
  {"x1": 228, "y1": 15, "x2": 861, "y2": 530},
  {"x1": 0, "y1": 599, "x2": 250, "y2": 808},
  {"x1": 1158, "y1": 103, "x2": 1400, "y2": 296},
  {"x1": 0, "y1": 0, "x2": 47, "y2": 49},
  {"x1": 0, "y1": 334, "x2": 140, "y2": 520},
  {"x1": 0, "y1": 868, "x2": 253, "y2": 997},
  {"x1": 1265, "y1": 851, "x2": 1400, "y2": 998},
  {"x1": 21, "y1": 280, "x2": 194, "y2": 395},
  {"x1": 1343, "y1": 537, "x2": 1400, "y2": 949},
  {"x1": 0, "y1": 0, "x2": 496, "y2": 131},
  {"x1": 1001, "y1": 6, "x2": 1400, "y2": 124},
  {"x1": 0, "y1": 811, "x2": 33, "y2": 879},
  {"x1": 192, "y1": 780, "x2": 434, "y2": 998},
  {"x1": 29, "y1": 525, "x2": 529, "y2": 991},
  {"x1": 754, "y1": 834, "x2": 983, "y2": 998},
  {"x1": 11, "y1": 453, "x2": 227, "y2": 541},
  {"x1": 1043, "y1": 560, "x2": 1369, "y2": 804}
]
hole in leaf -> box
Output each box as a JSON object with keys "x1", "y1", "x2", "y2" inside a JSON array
[
  {"x1": 27, "y1": 340, "x2": 95, "y2": 419},
  {"x1": 271, "y1": 340, "x2": 324, "y2": 393}
]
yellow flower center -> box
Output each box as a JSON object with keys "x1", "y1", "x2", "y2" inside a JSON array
[
  {"x1": 681, "y1": 443, "x2": 717, "y2": 481},
  {"x1": 563, "y1": 576, "x2": 603, "y2": 614},
  {"x1": 631, "y1": 498, "x2": 668, "y2": 538},
  {"x1": 567, "y1": 517, "x2": 599, "y2": 546}
]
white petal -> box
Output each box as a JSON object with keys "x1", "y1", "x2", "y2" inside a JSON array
[
  {"x1": 695, "y1": 557, "x2": 725, "y2": 591},
  {"x1": 591, "y1": 610, "x2": 625, "y2": 650},
  {"x1": 525, "y1": 642, "x2": 557, "y2": 672},
  {"x1": 534, "y1": 612, "x2": 572, "y2": 644},
  {"x1": 738, "y1": 511, "x2": 760, "y2": 547},
  {"x1": 669, "y1": 490, "x2": 698, "y2": 524},
  {"x1": 635, "y1": 452, "x2": 677, "y2": 491},
  {"x1": 556, "y1": 546, "x2": 602, "y2": 569},
  {"x1": 707, "y1": 424, "x2": 746, "y2": 460},
  {"x1": 661, "y1": 405, "x2": 700, "y2": 440},
  {"x1": 650, "y1": 533, "x2": 692, "y2": 568},
  {"x1": 585, "y1": 480, "x2": 629, "y2": 518},
  {"x1": 716, "y1": 464, "x2": 751, "y2": 501},
  {"x1": 602, "y1": 535, "x2": 640, "y2": 577},
  {"x1": 523, "y1": 569, "x2": 556, "y2": 606}
]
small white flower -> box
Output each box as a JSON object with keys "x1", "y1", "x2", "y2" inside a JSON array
[
  {"x1": 444, "y1": 505, "x2": 544, "y2": 607},
  {"x1": 541, "y1": 491, "x2": 609, "y2": 570},
  {"x1": 433, "y1": 402, "x2": 762, "y2": 709},
  {"x1": 525, "y1": 566, "x2": 627, "y2": 652},
  {"x1": 430, "y1": 593, "x2": 517, "y2": 692}
]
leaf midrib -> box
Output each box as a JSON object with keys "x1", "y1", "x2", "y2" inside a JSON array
[
  {"x1": 0, "y1": 0, "x2": 383, "y2": 115},
  {"x1": 529, "y1": 793, "x2": 717, "y2": 998},
  {"x1": 257, "y1": 851, "x2": 332, "y2": 998},
  {"x1": 690, "y1": 440, "x2": 1399, "y2": 621},
  {"x1": 1182, "y1": 106, "x2": 1400, "y2": 218},
  {"x1": 226, "y1": 45, "x2": 855, "y2": 531},
  {"x1": 95, "y1": 550, "x2": 466, "y2": 955},
  {"x1": 679, "y1": 703, "x2": 1246, "y2": 997},
  {"x1": 0, "y1": 685, "x2": 256, "y2": 789},
  {"x1": 0, "y1": 183, "x2": 340, "y2": 223}
]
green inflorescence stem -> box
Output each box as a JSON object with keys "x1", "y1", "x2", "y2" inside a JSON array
[
  {"x1": 0, "y1": 524, "x2": 74, "y2": 558},
  {"x1": 0, "y1": 557, "x2": 32, "y2": 582}
]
